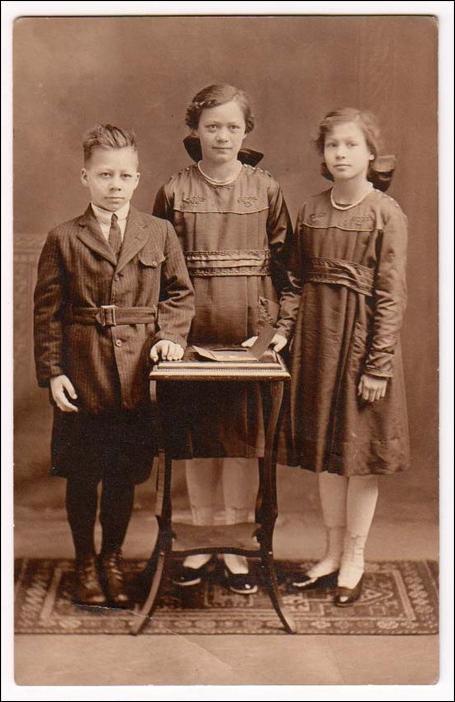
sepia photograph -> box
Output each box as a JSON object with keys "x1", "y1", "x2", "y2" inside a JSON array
[{"x1": 2, "y1": 1, "x2": 453, "y2": 698}]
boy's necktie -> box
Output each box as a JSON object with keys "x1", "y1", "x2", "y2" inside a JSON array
[{"x1": 108, "y1": 213, "x2": 122, "y2": 259}]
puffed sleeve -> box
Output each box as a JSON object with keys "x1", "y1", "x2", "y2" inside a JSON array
[
  {"x1": 33, "y1": 229, "x2": 67, "y2": 386},
  {"x1": 152, "y1": 220, "x2": 195, "y2": 348},
  {"x1": 364, "y1": 203, "x2": 408, "y2": 377},
  {"x1": 266, "y1": 179, "x2": 302, "y2": 339},
  {"x1": 153, "y1": 182, "x2": 174, "y2": 221}
]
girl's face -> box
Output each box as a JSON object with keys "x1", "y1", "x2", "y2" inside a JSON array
[
  {"x1": 323, "y1": 121, "x2": 374, "y2": 183},
  {"x1": 195, "y1": 100, "x2": 247, "y2": 165}
]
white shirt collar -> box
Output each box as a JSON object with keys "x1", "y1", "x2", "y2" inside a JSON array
[{"x1": 91, "y1": 201, "x2": 130, "y2": 225}]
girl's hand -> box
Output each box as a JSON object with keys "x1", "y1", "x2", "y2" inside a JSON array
[
  {"x1": 242, "y1": 333, "x2": 288, "y2": 353},
  {"x1": 358, "y1": 373, "x2": 388, "y2": 403},
  {"x1": 50, "y1": 375, "x2": 79, "y2": 413},
  {"x1": 150, "y1": 340, "x2": 184, "y2": 362}
]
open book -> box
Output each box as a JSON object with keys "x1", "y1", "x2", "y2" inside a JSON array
[
  {"x1": 153, "y1": 323, "x2": 280, "y2": 371},
  {"x1": 192, "y1": 323, "x2": 276, "y2": 362}
]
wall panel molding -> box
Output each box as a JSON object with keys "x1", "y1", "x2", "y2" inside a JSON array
[{"x1": 14, "y1": 234, "x2": 46, "y2": 405}]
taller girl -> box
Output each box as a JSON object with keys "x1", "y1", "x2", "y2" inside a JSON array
[
  {"x1": 154, "y1": 84, "x2": 297, "y2": 593},
  {"x1": 287, "y1": 108, "x2": 410, "y2": 605}
]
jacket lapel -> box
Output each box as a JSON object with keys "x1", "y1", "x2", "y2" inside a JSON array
[
  {"x1": 76, "y1": 206, "x2": 117, "y2": 266},
  {"x1": 116, "y1": 207, "x2": 150, "y2": 274}
]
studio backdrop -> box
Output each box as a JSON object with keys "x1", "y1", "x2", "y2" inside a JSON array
[{"x1": 13, "y1": 16, "x2": 437, "y2": 512}]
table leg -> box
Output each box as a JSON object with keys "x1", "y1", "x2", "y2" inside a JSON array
[
  {"x1": 130, "y1": 535, "x2": 171, "y2": 636},
  {"x1": 257, "y1": 381, "x2": 296, "y2": 634},
  {"x1": 130, "y1": 452, "x2": 173, "y2": 636}
]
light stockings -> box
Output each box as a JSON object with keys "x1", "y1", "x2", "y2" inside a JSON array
[
  {"x1": 306, "y1": 471, "x2": 347, "y2": 579},
  {"x1": 309, "y1": 471, "x2": 379, "y2": 589},
  {"x1": 339, "y1": 473, "x2": 379, "y2": 588},
  {"x1": 181, "y1": 457, "x2": 258, "y2": 572}
]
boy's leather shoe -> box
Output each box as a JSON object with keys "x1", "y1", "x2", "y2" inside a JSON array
[
  {"x1": 74, "y1": 555, "x2": 107, "y2": 606},
  {"x1": 99, "y1": 549, "x2": 129, "y2": 607}
]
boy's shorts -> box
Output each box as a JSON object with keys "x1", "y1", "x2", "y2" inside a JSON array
[{"x1": 50, "y1": 407, "x2": 157, "y2": 484}]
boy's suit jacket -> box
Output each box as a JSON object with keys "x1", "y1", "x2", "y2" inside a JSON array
[{"x1": 34, "y1": 205, "x2": 194, "y2": 414}]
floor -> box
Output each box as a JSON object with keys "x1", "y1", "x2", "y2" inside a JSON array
[{"x1": 12, "y1": 466, "x2": 440, "y2": 689}]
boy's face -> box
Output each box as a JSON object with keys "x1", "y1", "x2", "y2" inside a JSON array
[{"x1": 81, "y1": 146, "x2": 140, "y2": 212}]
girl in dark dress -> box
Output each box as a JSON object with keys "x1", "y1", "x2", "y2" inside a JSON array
[
  {"x1": 154, "y1": 84, "x2": 298, "y2": 593},
  {"x1": 285, "y1": 108, "x2": 409, "y2": 605}
]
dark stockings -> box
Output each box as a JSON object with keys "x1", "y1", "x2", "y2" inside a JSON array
[
  {"x1": 66, "y1": 472, "x2": 135, "y2": 559},
  {"x1": 100, "y1": 475, "x2": 135, "y2": 554}
]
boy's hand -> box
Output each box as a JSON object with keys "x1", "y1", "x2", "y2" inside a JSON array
[
  {"x1": 50, "y1": 375, "x2": 79, "y2": 412},
  {"x1": 150, "y1": 340, "x2": 184, "y2": 362},
  {"x1": 358, "y1": 373, "x2": 388, "y2": 403},
  {"x1": 242, "y1": 333, "x2": 288, "y2": 353}
]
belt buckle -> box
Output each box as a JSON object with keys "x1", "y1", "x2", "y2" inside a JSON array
[{"x1": 99, "y1": 304, "x2": 117, "y2": 327}]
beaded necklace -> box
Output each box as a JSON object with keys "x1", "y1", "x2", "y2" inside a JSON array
[
  {"x1": 197, "y1": 160, "x2": 242, "y2": 186},
  {"x1": 330, "y1": 182, "x2": 373, "y2": 211}
]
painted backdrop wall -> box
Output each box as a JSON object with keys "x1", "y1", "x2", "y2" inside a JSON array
[{"x1": 13, "y1": 16, "x2": 437, "y2": 513}]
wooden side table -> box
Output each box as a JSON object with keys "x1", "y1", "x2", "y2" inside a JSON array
[{"x1": 130, "y1": 349, "x2": 296, "y2": 635}]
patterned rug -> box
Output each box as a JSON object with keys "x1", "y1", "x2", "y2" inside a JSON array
[{"x1": 15, "y1": 559, "x2": 438, "y2": 636}]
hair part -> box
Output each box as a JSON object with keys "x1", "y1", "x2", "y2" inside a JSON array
[
  {"x1": 83, "y1": 123, "x2": 138, "y2": 163},
  {"x1": 185, "y1": 84, "x2": 255, "y2": 133}
]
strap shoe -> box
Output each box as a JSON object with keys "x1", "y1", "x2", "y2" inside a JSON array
[
  {"x1": 223, "y1": 564, "x2": 258, "y2": 595},
  {"x1": 172, "y1": 556, "x2": 215, "y2": 587},
  {"x1": 334, "y1": 574, "x2": 365, "y2": 607},
  {"x1": 291, "y1": 569, "x2": 339, "y2": 590}
]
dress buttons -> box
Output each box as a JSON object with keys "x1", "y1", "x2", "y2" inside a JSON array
[
  {"x1": 114, "y1": 274, "x2": 120, "y2": 281},
  {"x1": 115, "y1": 340, "x2": 122, "y2": 347}
]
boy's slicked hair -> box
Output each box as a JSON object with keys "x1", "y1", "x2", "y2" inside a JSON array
[{"x1": 83, "y1": 123, "x2": 138, "y2": 163}]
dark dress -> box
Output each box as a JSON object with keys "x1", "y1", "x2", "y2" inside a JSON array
[
  {"x1": 281, "y1": 188, "x2": 410, "y2": 476},
  {"x1": 153, "y1": 163, "x2": 298, "y2": 459}
]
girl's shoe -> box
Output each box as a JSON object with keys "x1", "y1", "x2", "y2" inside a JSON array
[
  {"x1": 334, "y1": 574, "x2": 364, "y2": 607},
  {"x1": 223, "y1": 565, "x2": 258, "y2": 595},
  {"x1": 291, "y1": 569, "x2": 339, "y2": 590},
  {"x1": 291, "y1": 524, "x2": 344, "y2": 590},
  {"x1": 172, "y1": 556, "x2": 214, "y2": 587}
]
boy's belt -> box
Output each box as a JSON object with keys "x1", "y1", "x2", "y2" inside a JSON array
[{"x1": 64, "y1": 305, "x2": 157, "y2": 327}]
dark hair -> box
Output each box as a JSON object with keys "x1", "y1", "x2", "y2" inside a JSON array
[
  {"x1": 315, "y1": 108, "x2": 394, "y2": 191},
  {"x1": 82, "y1": 123, "x2": 138, "y2": 163},
  {"x1": 185, "y1": 84, "x2": 255, "y2": 133},
  {"x1": 315, "y1": 107, "x2": 382, "y2": 157}
]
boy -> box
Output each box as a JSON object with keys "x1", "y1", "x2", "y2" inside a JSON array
[{"x1": 34, "y1": 124, "x2": 194, "y2": 607}]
